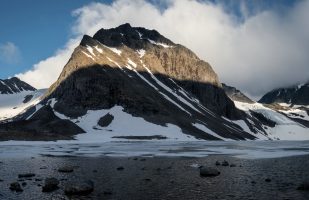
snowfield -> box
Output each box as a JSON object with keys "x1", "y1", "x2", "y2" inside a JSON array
[
  {"x1": 233, "y1": 101, "x2": 309, "y2": 140},
  {"x1": 0, "y1": 89, "x2": 46, "y2": 121},
  {"x1": 49, "y1": 100, "x2": 198, "y2": 142}
]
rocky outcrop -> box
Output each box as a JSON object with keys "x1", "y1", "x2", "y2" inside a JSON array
[{"x1": 0, "y1": 77, "x2": 36, "y2": 94}]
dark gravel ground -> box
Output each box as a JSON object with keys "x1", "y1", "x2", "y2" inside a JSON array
[{"x1": 0, "y1": 154, "x2": 309, "y2": 200}]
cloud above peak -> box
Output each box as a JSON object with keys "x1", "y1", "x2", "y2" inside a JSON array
[{"x1": 17, "y1": 0, "x2": 309, "y2": 98}]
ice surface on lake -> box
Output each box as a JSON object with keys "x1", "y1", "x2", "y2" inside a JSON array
[{"x1": 1, "y1": 140, "x2": 309, "y2": 159}]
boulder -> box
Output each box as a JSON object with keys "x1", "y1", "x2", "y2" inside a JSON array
[{"x1": 200, "y1": 167, "x2": 220, "y2": 177}]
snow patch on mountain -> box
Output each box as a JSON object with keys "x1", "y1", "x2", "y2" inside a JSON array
[
  {"x1": 147, "y1": 39, "x2": 173, "y2": 48},
  {"x1": 137, "y1": 49, "x2": 146, "y2": 58},
  {"x1": 94, "y1": 45, "x2": 103, "y2": 53},
  {"x1": 192, "y1": 123, "x2": 231, "y2": 141},
  {"x1": 81, "y1": 51, "x2": 95, "y2": 61}
]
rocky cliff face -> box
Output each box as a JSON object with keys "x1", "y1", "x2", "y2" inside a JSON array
[
  {"x1": 0, "y1": 77, "x2": 36, "y2": 94},
  {"x1": 259, "y1": 82, "x2": 309, "y2": 105}
]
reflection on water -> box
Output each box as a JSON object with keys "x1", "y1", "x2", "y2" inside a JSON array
[{"x1": 1, "y1": 140, "x2": 309, "y2": 159}]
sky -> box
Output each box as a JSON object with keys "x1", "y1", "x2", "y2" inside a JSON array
[{"x1": 0, "y1": 0, "x2": 308, "y2": 99}]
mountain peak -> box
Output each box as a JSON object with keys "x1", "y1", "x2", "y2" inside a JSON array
[
  {"x1": 0, "y1": 77, "x2": 36, "y2": 94},
  {"x1": 259, "y1": 81, "x2": 309, "y2": 105},
  {"x1": 117, "y1": 22, "x2": 132, "y2": 30},
  {"x1": 90, "y1": 24, "x2": 174, "y2": 49}
]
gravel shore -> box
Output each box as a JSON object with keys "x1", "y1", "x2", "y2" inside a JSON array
[{"x1": 0, "y1": 155, "x2": 309, "y2": 200}]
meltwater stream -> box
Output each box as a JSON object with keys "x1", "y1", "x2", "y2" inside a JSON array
[{"x1": 1, "y1": 140, "x2": 309, "y2": 159}]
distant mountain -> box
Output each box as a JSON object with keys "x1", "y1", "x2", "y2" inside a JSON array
[
  {"x1": 0, "y1": 77, "x2": 45, "y2": 122},
  {"x1": 222, "y1": 83, "x2": 254, "y2": 104},
  {"x1": 259, "y1": 82, "x2": 309, "y2": 105},
  {"x1": 0, "y1": 77, "x2": 36, "y2": 94},
  {"x1": 1, "y1": 24, "x2": 309, "y2": 141}
]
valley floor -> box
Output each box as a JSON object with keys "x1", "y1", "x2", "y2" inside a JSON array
[{"x1": 0, "y1": 154, "x2": 309, "y2": 200}]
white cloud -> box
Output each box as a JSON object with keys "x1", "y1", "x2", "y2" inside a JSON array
[
  {"x1": 17, "y1": 0, "x2": 309, "y2": 98},
  {"x1": 0, "y1": 42, "x2": 21, "y2": 64},
  {"x1": 16, "y1": 38, "x2": 80, "y2": 89}
]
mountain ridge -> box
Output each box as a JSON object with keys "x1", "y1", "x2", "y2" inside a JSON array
[
  {"x1": 0, "y1": 77, "x2": 36, "y2": 94},
  {"x1": 259, "y1": 82, "x2": 309, "y2": 105}
]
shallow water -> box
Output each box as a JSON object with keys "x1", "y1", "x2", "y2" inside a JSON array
[{"x1": 1, "y1": 140, "x2": 309, "y2": 159}]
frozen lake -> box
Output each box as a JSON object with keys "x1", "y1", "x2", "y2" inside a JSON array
[{"x1": 1, "y1": 140, "x2": 309, "y2": 159}]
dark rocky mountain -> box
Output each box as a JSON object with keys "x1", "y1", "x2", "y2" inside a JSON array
[
  {"x1": 222, "y1": 83, "x2": 254, "y2": 103},
  {"x1": 259, "y1": 82, "x2": 309, "y2": 105},
  {"x1": 0, "y1": 23, "x2": 270, "y2": 141},
  {"x1": 0, "y1": 77, "x2": 36, "y2": 94}
]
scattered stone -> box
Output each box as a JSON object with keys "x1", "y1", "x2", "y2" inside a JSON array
[
  {"x1": 93, "y1": 170, "x2": 98, "y2": 173},
  {"x1": 195, "y1": 183, "x2": 201, "y2": 187},
  {"x1": 35, "y1": 178, "x2": 43, "y2": 182},
  {"x1": 200, "y1": 167, "x2": 220, "y2": 177},
  {"x1": 51, "y1": 194, "x2": 69, "y2": 200},
  {"x1": 144, "y1": 178, "x2": 151, "y2": 181},
  {"x1": 222, "y1": 160, "x2": 229, "y2": 166},
  {"x1": 9, "y1": 182, "x2": 23, "y2": 192},
  {"x1": 265, "y1": 178, "x2": 271, "y2": 182},
  {"x1": 18, "y1": 173, "x2": 35, "y2": 178},
  {"x1": 230, "y1": 164, "x2": 236, "y2": 167},
  {"x1": 117, "y1": 166, "x2": 124, "y2": 171},
  {"x1": 42, "y1": 178, "x2": 60, "y2": 192},
  {"x1": 58, "y1": 166, "x2": 74, "y2": 173},
  {"x1": 297, "y1": 182, "x2": 309, "y2": 191},
  {"x1": 215, "y1": 161, "x2": 221, "y2": 166},
  {"x1": 40, "y1": 166, "x2": 47, "y2": 169},
  {"x1": 0, "y1": 179, "x2": 3, "y2": 182},
  {"x1": 167, "y1": 166, "x2": 172, "y2": 169},
  {"x1": 21, "y1": 182, "x2": 27, "y2": 187},
  {"x1": 251, "y1": 181, "x2": 256, "y2": 184},
  {"x1": 64, "y1": 180, "x2": 94, "y2": 195}
]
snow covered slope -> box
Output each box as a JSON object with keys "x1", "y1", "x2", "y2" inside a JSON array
[
  {"x1": 233, "y1": 101, "x2": 309, "y2": 140},
  {"x1": 0, "y1": 89, "x2": 46, "y2": 121}
]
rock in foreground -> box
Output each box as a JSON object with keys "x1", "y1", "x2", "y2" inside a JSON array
[
  {"x1": 42, "y1": 178, "x2": 59, "y2": 192},
  {"x1": 9, "y1": 182, "x2": 23, "y2": 192},
  {"x1": 64, "y1": 180, "x2": 94, "y2": 195},
  {"x1": 200, "y1": 167, "x2": 220, "y2": 177}
]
